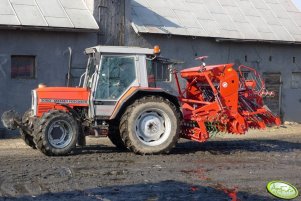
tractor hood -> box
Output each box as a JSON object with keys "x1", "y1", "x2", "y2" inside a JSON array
[
  {"x1": 36, "y1": 87, "x2": 90, "y2": 104},
  {"x1": 33, "y1": 87, "x2": 90, "y2": 117}
]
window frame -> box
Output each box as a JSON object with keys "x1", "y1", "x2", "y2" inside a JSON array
[{"x1": 11, "y1": 55, "x2": 36, "y2": 80}]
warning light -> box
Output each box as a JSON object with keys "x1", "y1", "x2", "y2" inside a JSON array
[{"x1": 154, "y1": 45, "x2": 161, "y2": 54}]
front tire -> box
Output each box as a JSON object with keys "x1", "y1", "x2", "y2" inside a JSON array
[
  {"x1": 33, "y1": 110, "x2": 78, "y2": 156},
  {"x1": 20, "y1": 130, "x2": 36, "y2": 149},
  {"x1": 120, "y1": 96, "x2": 180, "y2": 154},
  {"x1": 20, "y1": 109, "x2": 36, "y2": 149}
]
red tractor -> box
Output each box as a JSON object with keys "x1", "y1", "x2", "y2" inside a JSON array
[{"x1": 1, "y1": 46, "x2": 280, "y2": 156}]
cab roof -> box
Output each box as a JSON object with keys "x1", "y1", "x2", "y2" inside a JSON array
[{"x1": 85, "y1": 46, "x2": 154, "y2": 55}]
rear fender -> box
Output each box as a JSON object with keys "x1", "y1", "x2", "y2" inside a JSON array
[{"x1": 110, "y1": 87, "x2": 181, "y2": 120}]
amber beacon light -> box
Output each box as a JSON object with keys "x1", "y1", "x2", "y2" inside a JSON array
[{"x1": 153, "y1": 45, "x2": 161, "y2": 54}]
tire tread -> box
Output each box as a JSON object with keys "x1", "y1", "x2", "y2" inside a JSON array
[{"x1": 33, "y1": 110, "x2": 78, "y2": 156}]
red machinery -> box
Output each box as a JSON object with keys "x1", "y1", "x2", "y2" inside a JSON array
[
  {"x1": 1, "y1": 46, "x2": 282, "y2": 156},
  {"x1": 173, "y1": 58, "x2": 281, "y2": 143}
]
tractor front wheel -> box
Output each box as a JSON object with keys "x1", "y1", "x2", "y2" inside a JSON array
[
  {"x1": 20, "y1": 109, "x2": 36, "y2": 149},
  {"x1": 120, "y1": 96, "x2": 180, "y2": 154},
  {"x1": 34, "y1": 110, "x2": 78, "y2": 156}
]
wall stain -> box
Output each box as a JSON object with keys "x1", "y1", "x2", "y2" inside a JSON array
[{"x1": 0, "y1": 54, "x2": 8, "y2": 78}]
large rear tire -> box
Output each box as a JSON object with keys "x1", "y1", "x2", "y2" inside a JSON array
[
  {"x1": 108, "y1": 123, "x2": 127, "y2": 150},
  {"x1": 20, "y1": 109, "x2": 36, "y2": 149},
  {"x1": 33, "y1": 110, "x2": 78, "y2": 156},
  {"x1": 120, "y1": 96, "x2": 180, "y2": 154}
]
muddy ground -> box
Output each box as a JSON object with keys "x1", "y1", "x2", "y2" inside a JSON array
[{"x1": 0, "y1": 124, "x2": 300, "y2": 201}]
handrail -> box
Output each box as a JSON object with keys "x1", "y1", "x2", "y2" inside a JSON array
[{"x1": 78, "y1": 72, "x2": 87, "y2": 87}]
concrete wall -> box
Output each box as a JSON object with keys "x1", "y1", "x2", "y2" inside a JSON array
[
  {"x1": 123, "y1": 1, "x2": 301, "y2": 122},
  {"x1": 0, "y1": 29, "x2": 97, "y2": 127}
]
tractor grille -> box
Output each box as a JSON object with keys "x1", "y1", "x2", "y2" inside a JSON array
[
  {"x1": 38, "y1": 105, "x2": 52, "y2": 114},
  {"x1": 31, "y1": 90, "x2": 37, "y2": 116}
]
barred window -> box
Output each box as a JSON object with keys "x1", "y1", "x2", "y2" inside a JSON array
[{"x1": 11, "y1": 55, "x2": 36, "y2": 79}]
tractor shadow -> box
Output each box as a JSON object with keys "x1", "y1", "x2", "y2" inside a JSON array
[
  {"x1": 0, "y1": 180, "x2": 279, "y2": 201},
  {"x1": 172, "y1": 139, "x2": 301, "y2": 155},
  {"x1": 72, "y1": 144, "x2": 130, "y2": 155},
  {"x1": 70, "y1": 138, "x2": 301, "y2": 156}
]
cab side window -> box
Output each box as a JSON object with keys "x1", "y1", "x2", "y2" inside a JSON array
[{"x1": 146, "y1": 59, "x2": 156, "y2": 88}]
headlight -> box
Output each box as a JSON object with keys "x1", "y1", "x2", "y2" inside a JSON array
[{"x1": 31, "y1": 90, "x2": 37, "y2": 116}]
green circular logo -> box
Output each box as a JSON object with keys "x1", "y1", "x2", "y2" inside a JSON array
[{"x1": 267, "y1": 181, "x2": 299, "y2": 200}]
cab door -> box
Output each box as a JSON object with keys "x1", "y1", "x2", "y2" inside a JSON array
[{"x1": 92, "y1": 55, "x2": 139, "y2": 118}]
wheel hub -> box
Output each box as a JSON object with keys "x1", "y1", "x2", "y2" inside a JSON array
[
  {"x1": 141, "y1": 116, "x2": 163, "y2": 138},
  {"x1": 48, "y1": 120, "x2": 73, "y2": 149},
  {"x1": 135, "y1": 110, "x2": 171, "y2": 146}
]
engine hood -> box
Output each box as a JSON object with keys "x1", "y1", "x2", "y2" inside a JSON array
[
  {"x1": 35, "y1": 87, "x2": 90, "y2": 108},
  {"x1": 36, "y1": 87, "x2": 89, "y2": 93}
]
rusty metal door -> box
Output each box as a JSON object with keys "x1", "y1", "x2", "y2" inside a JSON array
[{"x1": 262, "y1": 73, "x2": 282, "y2": 116}]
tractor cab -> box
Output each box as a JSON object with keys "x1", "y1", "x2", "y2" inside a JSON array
[
  {"x1": 81, "y1": 46, "x2": 172, "y2": 118},
  {"x1": 83, "y1": 46, "x2": 154, "y2": 98}
]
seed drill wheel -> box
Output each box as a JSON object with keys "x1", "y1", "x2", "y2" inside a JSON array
[
  {"x1": 34, "y1": 110, "x2": 78, "y2": 156},
  {"x1": 20, "y1": 109, "x2": 36, "y2": 149},
  {"x1": 120, "y1": 96, "x2": 181, "y2": 154}
]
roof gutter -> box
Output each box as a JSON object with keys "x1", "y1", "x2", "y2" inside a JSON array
[
  {"x1": 215, "y1": 37, "x2": 301, "y2": 45},
  {"x1": 0, "y1": 25, "x2": 99, "y2": 33}
]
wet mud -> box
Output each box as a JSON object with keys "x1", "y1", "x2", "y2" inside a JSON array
[{"x1": 0, "y1": 125, "x2": 300, "y2": 201}]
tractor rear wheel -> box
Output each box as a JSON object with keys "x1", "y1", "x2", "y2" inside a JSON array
[
  {"x1": 33, "y1": 110, "x2": 78, "y2": 156},
  {"x1": 120, "y1": 96, "x2": 180, "y2": 154},
  {"x1": 20, "y1": 109, "x2": 36, "y2": 149},
  {"x1": 108, "y1": 123, "x2": 127, "y2": 150}
]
